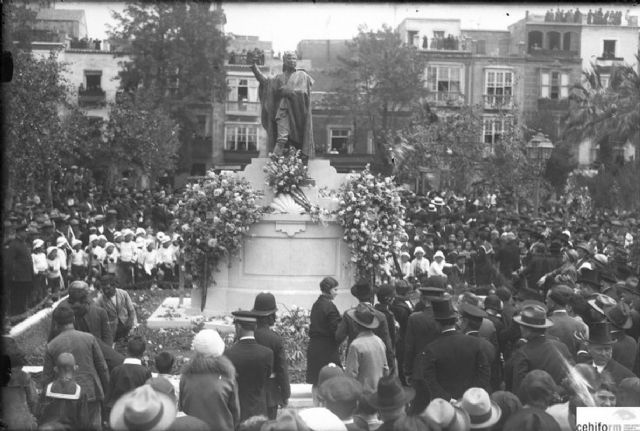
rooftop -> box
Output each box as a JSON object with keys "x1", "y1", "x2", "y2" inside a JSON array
[{"x1": 36, "y1": 9, "x2": 86, "y2": 22}]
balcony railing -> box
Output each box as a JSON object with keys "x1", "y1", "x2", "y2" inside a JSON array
[
  {"x1": 528, "y1": 48, "x2": 579, "y2": 58},
  {"x1": 483, "y1": 94, "x2": 513, "y2": 110},
  {"x1": 426, "y1": 92, "x2": 465, "y2": 106},
  {"x1": 78, "y1": 87, "x2": 106, "y2": 108},
  {"x1": 225, "y1": 101, "x2": 260, "y2": 115},
  {"x1": 411, "y1": 37, "x2": 470, "y2": 52},
  {"x1": 227, "y1": 53, "x2": 265, "y2": 66}
]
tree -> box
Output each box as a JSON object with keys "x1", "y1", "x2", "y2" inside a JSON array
[
  {"x1": 110, "y1": 2, "x2": 227, "y2": 105},
  {"x1": 323, "y1": 25, "x2": 427, "y2": 174},
  {"x1": 3, "y1": 50, "x2": 81, "y2": 209},
  {"x1": 96, "y1": 89, "x2": 180, "y2": 188},
  {"x1": 392, "y1": 106, "x2": 485, "y2": 192}
]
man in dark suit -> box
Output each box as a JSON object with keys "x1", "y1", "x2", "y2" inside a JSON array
[
  {"x1": 419, "y1": 298, "x2": 490, "y2": 402},
  {"x1": 390, "y1": 280, "x2": 413, "y2": 385},
  {"x1": 336, "y1": 280, "x2": 394, "y2": 373},
  {"x1": 546, "y1": 284, "x2": 585, "y2": 358},
  {"x1": 509, "y1": 302, "x2": 574, "y2": 393},
  {"x1": 43, "y1": 305, "x2": 109, "y2": 431},
  {"x1": 251, "y1": 292, "x2": 291, "y2": 419},
  {"x1": 582, "y1": 321, "x2": 635, "y2": 385},
  {"x1": 599, "y1": 298, "x2": 637, "y2": 371},
  {"x1": 225, "y1": 310, "x2": 274, "y2": 422},
  {"x1": 4, "y1": 222, "x2": 34, "y2": 315},
  {"x1": 460, "y1": 302, "x2": 499, "y2": 392}
]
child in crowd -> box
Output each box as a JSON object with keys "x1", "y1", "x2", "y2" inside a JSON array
[
  {"x1": 69, "y1": 239, "x2": 88, "y2": 281},
  {"x1": 38, "y1": 352, "x2": 89, "y2": 430},
  {"x1": 104, "y1": 242, "x2": 119, "y2": 277},
  {"x1": 155, "y1": 351, "x2": 180, "y2": 403},
  {"x1": 46, "y1": 246, "x2": 63, "y2": 302},
  {"x1": 32, "y1": 239, "x2": 48, "y2": 305},
  {"x1": 106, "y1": 335, "x2": 152, "y2": 415}
]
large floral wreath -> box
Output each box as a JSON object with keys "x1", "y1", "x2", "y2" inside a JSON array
[
  {"x1": 176, "y1": 171, "x2": 264, "y2": 309},
  {"x1": 337, "y1": 166, "x2": 406, "y2": 281},
  {"x1": 264, "y1": 149, "x2": 312, "y2": 210}
]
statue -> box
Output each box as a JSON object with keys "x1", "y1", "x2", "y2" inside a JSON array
[{"x1": 250, "y1": 51, "x2": 315, "y2": 159}]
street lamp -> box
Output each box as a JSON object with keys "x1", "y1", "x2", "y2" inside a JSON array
[{"x1": 526, "y1": 132, "x2": 554, "y2": 217}]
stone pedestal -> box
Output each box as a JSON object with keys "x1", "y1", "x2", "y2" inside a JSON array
[{"x1": 190, "y1": 158, "x2": 357, "y2": 316}]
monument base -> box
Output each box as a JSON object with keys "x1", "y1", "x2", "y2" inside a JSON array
[{"x1": 190, "y1": 158, "x2": 357, "y2": 316}]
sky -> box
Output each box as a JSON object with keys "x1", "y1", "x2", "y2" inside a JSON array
[{"x1": 60, "y1": 2, "x2": 639, "y2": 53}]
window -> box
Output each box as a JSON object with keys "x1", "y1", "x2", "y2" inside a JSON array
[
  {"x1": 541, "y1": 71, "x2": 569, "y2": 99},
  {"x1": 237, "y1": 79, "x2": 248, "y2": 102},
  {"x1": 225, "y1": 125, "x2": 258, "y2": 151},
  {"x1": 476, "y1": 40, "x2": 486, "y2": 55},
  {"x1": 407, "y1": 30, "x2": 418, "y2": 46},
  {"x1": 483, "y1": 117, "x2": 511, "y2": 155},
  {"x1": 227, "y1": 78, "x2": 258, "y2": 104},
  {"x1": 562, "y1": 32, "x2": 572, "y2": 51},
  {"x1": 484, "y1": 70, "x2": 513, "y2": 106},
  {"x1": 83, "y1": 71, "x2": 102, "y2": 92},
  {"x1": 328, "y1": 128, "x2": 352, "y2": 154},
  {"x1": 603, "y1": 40, "x2": 616, "y2": 58},
  {"x1": 548, "y1": 31, "x2": 561, "y2": 50},
  {"x1": 426, "y1": 65, "x2": 462, "y2": 94},
  {"x1": 528, "y1": 31, "x2": 543, "y2": 51},
  {"x1": 196, "y1": 115, "x2": 210, "y2": 137}
]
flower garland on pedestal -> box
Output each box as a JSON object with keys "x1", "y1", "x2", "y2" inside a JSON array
[
  {"x1": 176, "y1": 171, "x2": 264, "y2": 310},
  {"x1": 337, "y1": 165, "x2": 406, "y2": 282},
  {"x1": 264, "y1": 149, "x2": 313, "y2": 211}
]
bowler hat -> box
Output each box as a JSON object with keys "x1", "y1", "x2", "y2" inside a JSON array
[
  {"x1": 350, "y1": 280, "x2": 373, "y2": 300},
  {"x1": 587, "y1": 321, "x2": 616, "y2": 345},
  {"x1": 548, "y1": 285, "x2": 574, "y2": 307},
  {"x1": 365, "y1": 375, "x2": 415, "y2": 410},
  {"x1": 483, "y1": 294, "x2": 503, "y2": 312},
  {"x1": 251, "y1": 292, "x2": 277, "y2": 316},
  {"x1": 577, "y1": 269, "x2": 600, "y2": 288},
  {"x1": 514, "y1": 304, "x2": 554, "y2": 329},
  {"x1": 346, "y1": 303, "x2": 379, "y2": 329},
  {"x1": 432, "y1": 298, "x2": 458, "y2": 321}
]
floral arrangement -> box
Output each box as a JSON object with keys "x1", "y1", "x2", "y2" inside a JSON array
[
  {"x1": 337, "y1": 165, "x2": 406, "y2": 281},
  {"x1": 263, "y1": 149, "x2": 312, "y2": 210},
  {"x1": 176, "y1": 171, "x2": 264, "y2": 309}
]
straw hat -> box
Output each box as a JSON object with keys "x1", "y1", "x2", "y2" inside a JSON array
[{"x1": 110, "y1": 385, "x2": 176, "y2": 431}]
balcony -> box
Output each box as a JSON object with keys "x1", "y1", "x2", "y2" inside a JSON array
[
  {"x1": 528, "y1": 47, "x2": 579, "y2": 58},
  {"x1": 426, "y1": 92, "x2": 465, "y2": 107},
  {"x1": 537, "y1": 98, "x2": 569, "y2": 111},
  {"x1": 483, "y1": 94, "x2": 513, "y2": 110},
  {"x1": 225, "y1": 101, "x2": 260, "y2": 116},
  {"x1": 78, "y1": 87, "x2": 106, "y2": 108},
  {"x1": 411, "y1": 36, "x2": 471, "y2": 52}
]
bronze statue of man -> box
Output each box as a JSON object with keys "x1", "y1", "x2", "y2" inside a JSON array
[{"x1": 250, "y1": 51, "x2": 315, "y2": 158}]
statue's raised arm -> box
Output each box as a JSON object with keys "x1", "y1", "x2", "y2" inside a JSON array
[{"x1": 251, "y1": 51, "x2": 315, "y2": 158}]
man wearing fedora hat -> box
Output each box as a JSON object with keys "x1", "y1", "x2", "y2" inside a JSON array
[
  {"x1": 509, "y1": 303, "x2": 573, "y2": 394},
  {"x1": 109, "y1": 384, "x2": 177, "y2": 431},
  {"x1": 225, "y1": 310, "x2": 274, "y2": 421},
  {"x1": 545, "y1": 284, "x2": 586, "y2": 358},
  {"x1": 344, "y1": 304, "x2": 389, "y2": 394},
  {"x1": 419, "y1": 298, "x2": 491, "y2": 404},
  {"x1": 336, "y1": 280, "x2": 394, "y2": 374},
  {"x1": 620, "y1": 275, "x2": 640, "y2": 340},
  {"x1": 597, "y1": 299, "x2": 637, "y2": 371},
  {"x1": 4, "y1": 220, "x2": 34, "y2": 315},
  {"x1": 582, "y1": 321, "x2": 634, "y2": 385},
  {"x1": 460, "y1": 302, "x2": 501, "y2": 392},
  {"x1": 366, "y1": 375, "x2": 414, "y2": 431},
  {"x1": 252, "y1": 292, "x2": 291, "y2": 419}
]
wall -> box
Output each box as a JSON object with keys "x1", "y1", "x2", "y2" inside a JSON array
[
  {"x1": 580, "y1": 25, "x2": 639, "y2": 70},
  {"x1": 297, "y1": 39, "x2": 350, "y2": 70},
  {"x1": 461, "y1": 29, "x2": 511, "y2": 56},
  {"x1": 398, "y1": 18, "x2": 462, "y2": 45}
]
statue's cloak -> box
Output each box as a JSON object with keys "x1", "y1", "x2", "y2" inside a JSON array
[{"x1": 258, "y1": 70, "x2": 315, "y2": 157}]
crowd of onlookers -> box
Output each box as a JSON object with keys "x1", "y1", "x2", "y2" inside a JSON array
[
  {"x1": 3, "y1": 183, "x2": 640, "y2": 430},
  {"x1": 544, "y1": 8, "x2": 627, "y2": 25},
  {"x1": 228, "y1": 48, "x2": 266, "y2": 66}
]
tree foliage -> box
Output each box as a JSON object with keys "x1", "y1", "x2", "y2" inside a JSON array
[
  {"x1": 110, "y1": 2, "x2": 228, "y2": 104},
  {"x1": 323, "y1": 25, "x2": 427, "y2": 174},
  {"x1": 97, "y1": 89, "x2": 180, "y2": 185},
  {"x1": 3, "y1": 51, "x2": 80, "y2": 208},
  {"x1": 392, "y1": 106, "x2": 484, "y2": 192}
]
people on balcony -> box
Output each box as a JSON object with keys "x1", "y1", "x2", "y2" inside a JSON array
[
  {"x1": 228, "y1": 48, "x2": 265, "y2": 66},
  {"x1": 425, "y1": 35, "x2": 460, "y2": 51}
]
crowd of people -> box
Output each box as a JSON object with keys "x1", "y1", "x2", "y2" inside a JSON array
[
  {"x1": 228, "y1": 48, "x2": 266, "y2": 66},
  {"x1": 3, "y1": 182, "x2": 640, "y2": 430},
  {"x1": 543, "y1": 8, "x2": 627, "y2": 26}
]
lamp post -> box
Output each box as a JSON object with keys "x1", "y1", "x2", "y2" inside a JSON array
[{"x1": 526, "y1": 132, "x2": 554, "y2": 217}]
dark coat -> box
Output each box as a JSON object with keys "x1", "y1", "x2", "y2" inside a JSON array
[
  {"x1": 466, "y1": 330, "x2": 500, "y2": 391},
  {"x1": 496, "y1": 241, "x2": 521, "y2": 277},
  {"x1": 179, "y1": 354, "x2": 240, "y2": 431},
  {"x1": 403, "y1": 305, "x2": 440, "y2": 381},
  {"x1": 306, "y1": 294, "x2": 342, "y2": 384},
  {"x1": 612, "y1": 331, "x2": 637, "y2": 372},
  {"x1": 255, "y1": 323, "x2": 291, "y2": 408},
  {"x1": 106, "y1": 361, "x2": 152, "y2": 408},
  {"x1": 602, "y1": 359, "x2": 636, "y2": 385},
  {"x1": 4, "y1": 237, "x2": 34, "y2": 282},
  {"x1": 509, "y1": 334, "x2": 574, "y2": 393},
  {"x1": 626, "y1": 309, "x2": 640, "y2": 341},
  {"x1": 547, "y1": 311, "x2": 584, "y2": 358},
  {"x1": 167, "y1": 415, "x2": 210, "y2": 431},
  {"x1": 43, "y1": 329, "x2": 109, "y2": 402},
  {"x1": 374, "y1": 303, "x2": 398, "y2": 347},
  {"x1": 225, "y1": 338, "x2": 274, "y2": 421},
  {"x1": 390, "y1": 298, "x2": 413, "y2": 382},
  {"x1": 49, "y1": 301, "x2": 113, "y2": 346},
  {"x1": 420, "y1": 330, "x2": 491, "y2": 401}
]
